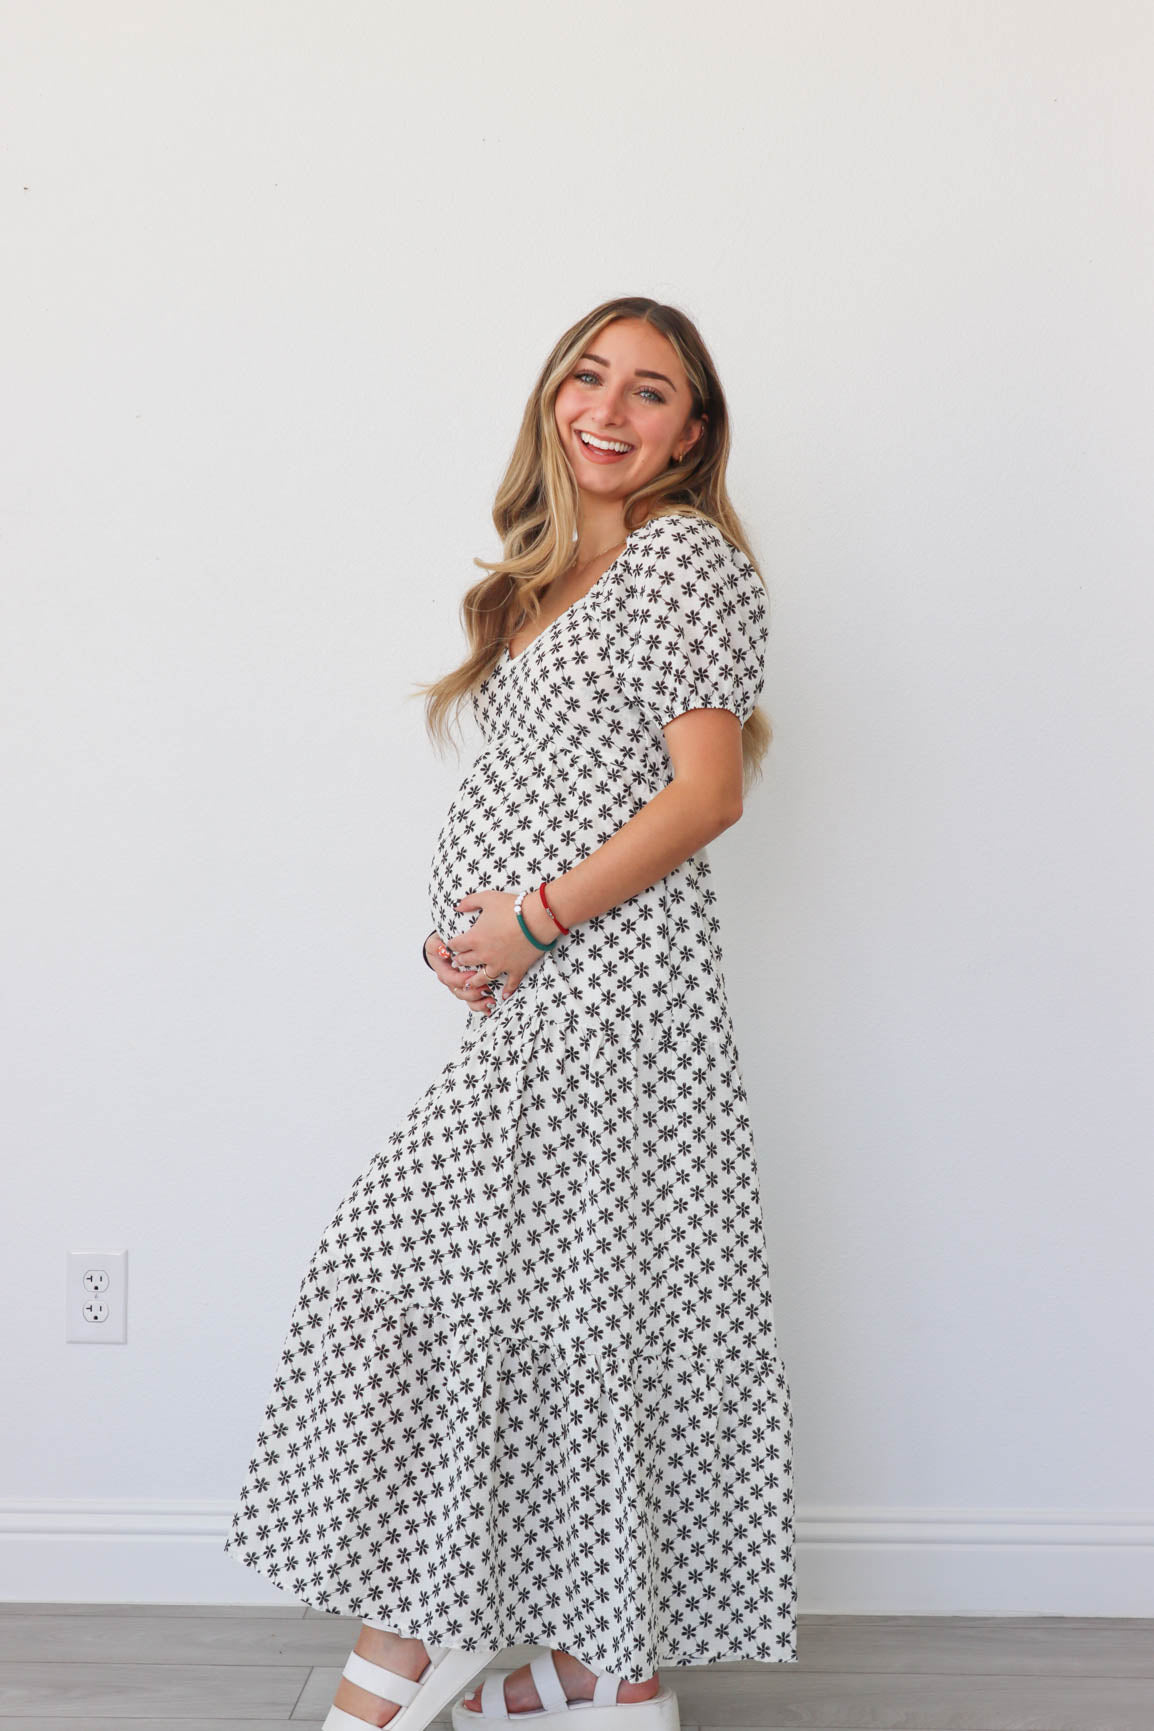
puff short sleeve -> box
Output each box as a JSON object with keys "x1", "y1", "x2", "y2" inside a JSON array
[{"x1": 610, "y1": 513, "x2": 769, "y2": 729}]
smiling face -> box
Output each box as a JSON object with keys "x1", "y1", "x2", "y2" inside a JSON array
[{"x1": 552, "y1": 317, "x2": 705, "y2": 507}]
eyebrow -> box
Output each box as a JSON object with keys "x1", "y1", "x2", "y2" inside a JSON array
[{"x1": 580, "y1": 352, "x2": 678, "y2": 392}]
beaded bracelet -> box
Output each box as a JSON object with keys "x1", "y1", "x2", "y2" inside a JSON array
[{"x1": 514, "y1": 886, "x2": 557, "y2": 951}]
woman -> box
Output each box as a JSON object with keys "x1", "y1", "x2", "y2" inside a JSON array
[{"x1": 223, "y1": 297, "x2": 796, "y2": 1731}]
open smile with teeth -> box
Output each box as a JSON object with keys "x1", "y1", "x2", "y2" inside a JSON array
[{"x1": 578, "y1": 431, "x2": 634, "y2": 454}]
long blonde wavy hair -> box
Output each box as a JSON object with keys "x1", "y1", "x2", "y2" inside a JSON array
[{"x1": 414, "y1": 295, "x2": 773, "y2": 787}]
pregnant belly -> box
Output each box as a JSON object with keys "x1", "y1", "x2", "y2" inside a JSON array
[
  {"x1": 428, "y1": 742, "x2": 653, "y2": 967},
  {"x1": 427, "y1": 750, "x2": 561, "y2": 953}
]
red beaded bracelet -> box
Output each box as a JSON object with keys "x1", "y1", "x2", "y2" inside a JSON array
[{"x1": 537, "y1": 880, "x2": 570, "y2": 935}]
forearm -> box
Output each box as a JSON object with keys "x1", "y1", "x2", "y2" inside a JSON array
[{"x1": 527, "y1": 781, "x2": 738, "y2": 940}]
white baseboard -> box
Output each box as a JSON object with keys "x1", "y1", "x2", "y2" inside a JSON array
[
  {"x1": 1, "y1": 1499, "x2": 1152, "y2": 1614},
  {"x1": 798, "y1": 1504, "x2": 1154, "y2": 1614}
]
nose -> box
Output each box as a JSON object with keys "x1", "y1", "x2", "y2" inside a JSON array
[{"x1": 589, "y1": 382, "x2": 629, "y2": 425}]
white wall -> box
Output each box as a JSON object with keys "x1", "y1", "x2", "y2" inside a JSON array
[{"x1": 3, "y1": 0, "x2": 1152, "y2": 1612}]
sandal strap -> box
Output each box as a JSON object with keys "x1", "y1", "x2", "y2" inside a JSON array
[
  {"x1": 529, "y1": 1651, "x2": 569, "y2": 1711},
  {"x1": 342, "y1": 1649, "x2": 427, "y2": 1704},
  {"x1": 481, "y1": 1670, "x2": 515, "y2": 1715},
  {"x1": 591, "y1": 1673, "x2": 622, "y2": 1705},
  {"x1": 323, "y1": 1706, "x2": 385, "y2": 1731}
]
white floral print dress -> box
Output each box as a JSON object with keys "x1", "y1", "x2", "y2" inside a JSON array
[{"x1": 223, "y1": 512, "x2": 797, "y2": 1681}]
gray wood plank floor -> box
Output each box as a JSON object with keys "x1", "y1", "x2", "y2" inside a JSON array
[{"x1": 0, "y1": 1606, "x2": 1151, "y2": 1729}]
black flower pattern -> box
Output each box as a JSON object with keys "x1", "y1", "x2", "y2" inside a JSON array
[{"x1": 223, "y1": 514, "x2": 796, "y2": 1680}]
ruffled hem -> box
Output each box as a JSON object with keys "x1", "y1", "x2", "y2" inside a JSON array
[{"x1": 223, "y1": 1296, "x2": 795, "y2": 1680}]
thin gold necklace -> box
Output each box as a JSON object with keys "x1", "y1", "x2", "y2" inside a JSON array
[
  {"x1": 570, "y1": 536, "x2": 626, "y2": 578},
  {"x1": 509, "y1": 538, "x2": 627, "y2": 644}
]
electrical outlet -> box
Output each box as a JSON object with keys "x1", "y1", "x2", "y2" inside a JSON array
[{"x1": 66, "y1": 1250, "x2": 128, "y2": 1343}]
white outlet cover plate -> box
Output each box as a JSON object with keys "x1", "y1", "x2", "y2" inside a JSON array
[{"x1": 66, "y1": 1249, "x2": 128, "y2": 1343}]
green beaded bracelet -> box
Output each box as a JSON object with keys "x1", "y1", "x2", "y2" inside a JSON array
[{"x1": 514, "y1": 888, "x2": 557, "y2": 951}]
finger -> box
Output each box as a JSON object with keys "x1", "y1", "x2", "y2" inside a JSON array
[
  {"x1": 449, "y1": 979, "x2": 486, "y2": 1012},
  {"x1": 436, "y1": 947, "x2": 473, "y2": 975},
  {"x1": 449, "y1": 976, "x2": 491, "y2": 1003},
  {"x1": 457, "y1": 975, "x2": 493, "y2": 1013}
]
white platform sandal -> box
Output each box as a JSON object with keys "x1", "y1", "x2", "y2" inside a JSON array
[
  {"x1": 450, "y1": 1648, "x2": 680, "y2": 1731},
  {"x1": 323, "y1": 1618, "x2": 502, "y2": 1731}
]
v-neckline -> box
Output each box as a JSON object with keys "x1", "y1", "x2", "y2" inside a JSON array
[{"x1": 502, "y1": 531, "x2": 636, "y2": 666}]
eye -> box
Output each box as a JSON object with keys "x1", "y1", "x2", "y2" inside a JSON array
[{"x1": 577, "y1": 366, "x2": 667, "y2": 403}]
